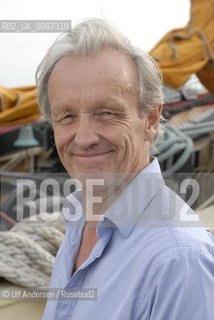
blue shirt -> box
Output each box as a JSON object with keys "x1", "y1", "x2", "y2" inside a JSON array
[{"x1": 42, "y1": 159, "x2": 214, "y2": 320}]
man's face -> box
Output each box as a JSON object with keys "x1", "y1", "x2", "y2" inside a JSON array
[{"x1": 48, "y1": 49, "x2": 158, "y2": 181}]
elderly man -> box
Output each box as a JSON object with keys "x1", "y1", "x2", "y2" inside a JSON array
[{"x1": 36, "y1": 19, "x2": 214, "y2": 320}]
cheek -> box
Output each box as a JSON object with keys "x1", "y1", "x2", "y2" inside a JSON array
[
  {"x1": 103, "y1": 125, "x2": 127, "y2": 149},
  {"x1": 125, "y1": 122, "x2": 146, "y2": 151},
  {"x1": 107, "y1": 127, "x2": 135, "y2": 160},
  {"x1": 53, "y1": 128, "x2": 71, "y2": 155}
]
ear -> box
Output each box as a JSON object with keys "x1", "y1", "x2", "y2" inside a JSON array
[{"x1": 144, "y1": 105, "x2": 163, "y2": 142}]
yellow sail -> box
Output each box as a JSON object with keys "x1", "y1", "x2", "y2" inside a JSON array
[
  {"x1": 150, "y1": 0, "x2": 214, "y2": 92},
  {"x1": 0, "y1": 86, "x2": 41, "y2": 125}
]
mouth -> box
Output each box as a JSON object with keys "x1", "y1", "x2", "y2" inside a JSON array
[{"x1": 72, "y1": 151, "x2": 113, "y2": 158}]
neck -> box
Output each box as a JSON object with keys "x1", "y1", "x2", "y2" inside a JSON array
[
  {"x1": 80, "y1": 171, "x2": 140, "y2": 224},
  {"x1": 76, "y1": 157, "x2": 151, "y2": 224}
]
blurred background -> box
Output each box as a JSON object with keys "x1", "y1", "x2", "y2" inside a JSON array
[{"x1": 0, "y1": 0, "x2": 190, "y2": 86}]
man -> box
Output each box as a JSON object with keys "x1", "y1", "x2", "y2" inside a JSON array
[{"x1": 36, "y1": 19, "x2": 214, "y2": 319}]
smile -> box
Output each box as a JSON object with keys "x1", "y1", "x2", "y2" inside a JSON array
[{"x1": 72, "y1": 151, "x2": 113, "y2": 159}]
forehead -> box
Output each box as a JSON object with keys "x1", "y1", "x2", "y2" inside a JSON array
[{"x1": 48, "y1": 48, "x2": 139, "y2": 104}]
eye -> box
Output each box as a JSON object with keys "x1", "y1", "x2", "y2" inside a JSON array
[
  {"x1": 101, "y1": 111, "x2": 114, "y2": 116},
  {"x1": 53, "y1": 113, "x2": 77, "y2": 125},
  {"x1": 95, "y1": 109, "x2": 116, "y2": 119},
  {"x1": 62, "y1": 113, "x2": 76, "y2": 120}
]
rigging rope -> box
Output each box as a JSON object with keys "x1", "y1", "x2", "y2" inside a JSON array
[{"x1": 0, "y1": 213, "x2": 64, "y2": 288}]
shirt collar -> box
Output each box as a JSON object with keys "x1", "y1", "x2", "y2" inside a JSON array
[
  {"x1": 101, "y1": 158, "x2": 165, "y2": 238},
  {"x1": 62, "y1": 158, "x2": 165, "y2": 239}
]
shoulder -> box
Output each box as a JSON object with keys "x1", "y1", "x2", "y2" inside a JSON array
[
  {"x1": 143, "y1": 183, "x2": 214, "y2": 248},
  {"x1": 133, "y1": 183, "x2": 214, "y2": 269}
]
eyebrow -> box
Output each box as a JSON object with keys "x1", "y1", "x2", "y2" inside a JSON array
[
  {"x1": 51, "y1": 96, "x2": 127, "y2": 115},
  {"x1": 93, "y1": 96, "x2": 127, "y2": 111}
]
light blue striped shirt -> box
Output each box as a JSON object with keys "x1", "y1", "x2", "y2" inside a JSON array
[{"x1": 42, "y1": 159, "x2": 214, "y2": 320}]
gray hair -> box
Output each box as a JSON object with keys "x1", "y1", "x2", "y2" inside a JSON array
[{"x1": 36, "y1": 18, "x2": 164, "y2": 136}]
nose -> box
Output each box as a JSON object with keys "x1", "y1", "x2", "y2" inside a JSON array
[{"x1": 73, "y1": 113, "x2": 100, "y2": 149}]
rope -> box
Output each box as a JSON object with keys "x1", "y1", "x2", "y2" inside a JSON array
[
  {"x1": 0, "y1": 213, "x2": 64, "y2": 288},
  {"x1": 152, "y1": 124, "x2": 194, "y2": 176},
  {"x1": 179, "y1": 120, "x2": 214, "y2": 139},
  {"x1": 168, "y1": 26, "x2": 214, "y2": 63}
]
